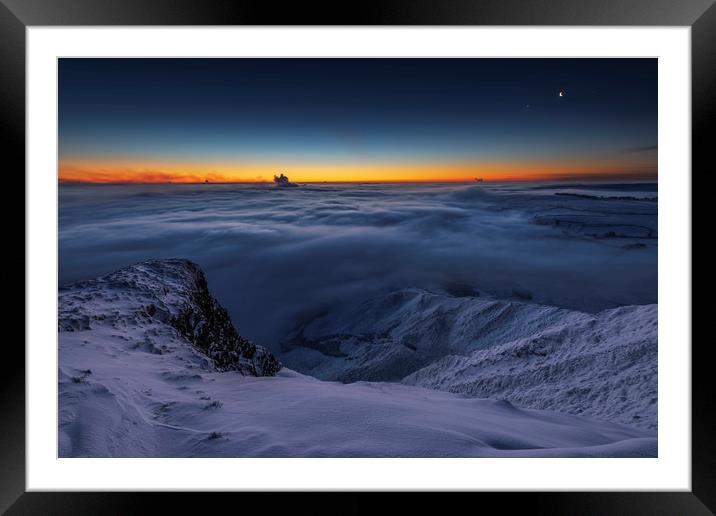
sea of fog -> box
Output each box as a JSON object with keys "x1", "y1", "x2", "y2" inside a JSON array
[{"x1": 59, "y1": 181, "x2": 657, "y2": 354}]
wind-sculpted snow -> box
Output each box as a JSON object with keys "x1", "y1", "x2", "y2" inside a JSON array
[
  {"x1": 58, "y1": 364, "x2": 656, "y2": 457},
  {"x1": 58, "y1": 260, "x2": 655, "y2": 457},
  {"x1": 281, "y1": 288, "x2": 657, "y2": 430},
  {"x1": 59, "y1": 182, "x2": 657, "y2": 351},
  {"x1": 403, "y1": 304, "x2": 657, "y2": 430},
  {"x1": 59, "y1": 259, "x2": 281, "y2": 376},
  {"x1": 281, "y1": 288, "x2": 587, "y2": 381}
]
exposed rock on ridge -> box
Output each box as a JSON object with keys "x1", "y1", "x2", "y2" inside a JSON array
[{"x1": 58, "y1": 258, "x2": 280, "y2": 376}]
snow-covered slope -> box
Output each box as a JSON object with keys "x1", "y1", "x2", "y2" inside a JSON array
[
  {"x1": 59, "y1": 363, "x2": 656, "y2": 457},
  {"x1": 281, "y1": 289, "x2": 657, "y2": 430},
  {"x1": 281, "y1": 289, "x2": 589, "y2": 382},
  {"x1": 403, "y1": 304, "x2": 657, "y2": 430},
  {"x1": 59, "y1": 259, "x2": 281, "y2": 376},
  {"x1": 59, "y1": 259, "x2": 656, "y2": 457}
]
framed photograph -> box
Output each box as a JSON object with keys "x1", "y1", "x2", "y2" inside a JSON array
[{"x1": 6, "y1": 0, "x2": 713, "y2": 512}]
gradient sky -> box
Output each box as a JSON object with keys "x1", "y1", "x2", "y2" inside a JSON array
[{"x1": 58, "y1": 58, "x2": 657, "y2": 183}]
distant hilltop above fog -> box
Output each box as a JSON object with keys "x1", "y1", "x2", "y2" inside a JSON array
[{"x1": 273, "y1": 173, "x2": 298, "y2": 187}]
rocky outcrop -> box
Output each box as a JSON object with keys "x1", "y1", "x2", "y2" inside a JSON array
[
  {"x1": 169, "y1": 264, "x2": 281, "y2": 376},
  {"x1": 58, "y1": 258, "x2": 281, "y2": 376}
]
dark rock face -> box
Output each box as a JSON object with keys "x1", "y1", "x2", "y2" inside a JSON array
[
  {"x1": 58, "y1": 258, "x2": 281, "y2": 377},
  {"x1": 169, "y1": 263, "x2": 281, "y2": 376}
]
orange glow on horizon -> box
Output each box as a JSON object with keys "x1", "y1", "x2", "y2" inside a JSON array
[{"x1": 58, "y1": 159, "x2": 657, "y2": 184}]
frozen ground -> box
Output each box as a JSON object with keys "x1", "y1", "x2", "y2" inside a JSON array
[
  {"x1": 59, "y1": 367, "x2": 656, "y2": 458},
  {"x1": 281, "y1": 288, "x2": 657, "y2": 430},
  {"x1": 402, "y1": 302, "x2": 657, "y2": 429},
  {"x1": 59, "y1": 259, "x2": 655, "y2": 457}
]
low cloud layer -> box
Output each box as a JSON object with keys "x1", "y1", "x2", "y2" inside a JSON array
[{"x1": 59, "y1": 182, "x2": 657, "y2": 352}]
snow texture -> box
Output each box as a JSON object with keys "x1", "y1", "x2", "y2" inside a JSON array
[
  {"x1": 59, "y1": 259, "x2": 281, "y2": 376},
  {"x1": 282, "y1": 288, "x2": 657, "y2": 430},
  {"x1": 59, "y1": 259, "x2": 656, "y2": 457},
  {"x1": 402, "y1": 303, "x2": 657, "y2": 430}
]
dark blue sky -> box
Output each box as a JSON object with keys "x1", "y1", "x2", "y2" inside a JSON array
[{"x1": 58, "y1": 58, "x2": 657, "y2": 182}]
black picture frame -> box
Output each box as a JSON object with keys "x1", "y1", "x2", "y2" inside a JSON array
[{"x1": 4, "y1": 0, "x2": 713, "y2": 512}]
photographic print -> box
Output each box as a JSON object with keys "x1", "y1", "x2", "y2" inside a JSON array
[{"x1": 58, "y1": 58, "x2": 657, "y2": 458}]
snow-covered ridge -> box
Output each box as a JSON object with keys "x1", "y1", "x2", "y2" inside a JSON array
[
  {"x1": 59, "y1": 258, "x2": 281, "y2": 376},
  {"x1": 58, "y1": 259, "x2": 656, "y2": 457},
  {"x1": 282, "y1": 289, "x2": 586, "y2": 381},
  {"x1": 282, "y1": 289, "x2": 657, "y2": 430},
  {"x1": 403, "y1": 304, "x2": 657, "y2": 430}
]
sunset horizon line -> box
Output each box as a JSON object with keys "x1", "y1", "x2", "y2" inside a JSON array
[
  {"x1": 59, "y1": 173, "x2": 658, "y2": 185},
  {"x1": 57, "y1": 160, "x2": 657, "y2": 185}
]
